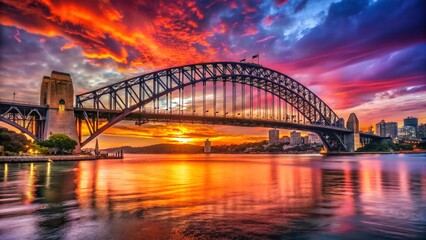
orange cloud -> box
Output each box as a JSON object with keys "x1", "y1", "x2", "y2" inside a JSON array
[
  {"x1": 0, "y1": 0, "x2": 217, "y2": 71},
  {"x1": 60, "y1": 42, "x2": 76, "y2": 51}
]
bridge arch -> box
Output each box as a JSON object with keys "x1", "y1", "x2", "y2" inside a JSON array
[
  {"x1": 0, "y1": 116, "x2": 38, "y2": 140},
  {"x1": 76, "y1": 62, "x2": 346, "y2": 150}
]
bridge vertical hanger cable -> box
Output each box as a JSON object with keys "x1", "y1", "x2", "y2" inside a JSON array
[
  {"x1": 203, "y1": 80, "x2": 206, "y2": 117},
  {"x1": 232, "y1": 80, "x2": 236, "y2": 117},
  {"x1": 272, "y1": 94, "x2": 275, "y2": 120},
  {"x1": 180, "y1": 85, "x2": 183, "y2": 115},
  {"x1": 192, "y1": 82, "x2": 195, "y2": 115},
  {"x1": 241, "y1": 81, "x2": 245, "y2": 118},
  {"x1": 264, "y1": 89, "x2": 268, "y2": 119},
  {"x1": 169, "y1": 75, "x2": 173, "y2": 114},
  {"x1": 213, "y1": 80, "x2": 216, "y2": 117},
  {"x1": 278, "y1": 91, "x2": 281, "y2": 121},
  {"x1": 223, "y1": 80, "x2": 226, "y2": 117},
  {"x1": 165, "y1": 75, "x2": 169, "y2": 114},
  {"x1": 257, "y1": 85, "x2": 261, "y2": 118},
  {"x1": 249, "y1": 80, "x2": 253, "y2": 119}
]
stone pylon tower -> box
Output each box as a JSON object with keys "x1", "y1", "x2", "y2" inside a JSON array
[
  {"x1": 40, "y1": 71, "x2": 80, "y2": 152},
  {"x1": 344, "y1": 113, "x2": 361, "y2": 152}
]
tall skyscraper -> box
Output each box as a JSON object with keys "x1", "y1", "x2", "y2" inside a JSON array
[
  {"x1": 268, "y1": 129, "x2": 280, "y2": 145},
  {"x1": 404, "y1": 117, "x2": 418, "y2": 137},
  {"x1": 376, "y1": 120, "x2": 398, "y2": 138}
]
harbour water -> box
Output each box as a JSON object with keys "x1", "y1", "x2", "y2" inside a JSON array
[{"x1": 0, "y1": 154, "x2": 425, "y2": 239}]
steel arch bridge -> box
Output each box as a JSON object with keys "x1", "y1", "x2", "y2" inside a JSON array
[{"x1": 74, "y1": 61, "x2": 361, "y2": 151}]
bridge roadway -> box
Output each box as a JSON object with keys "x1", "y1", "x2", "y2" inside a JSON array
[
  {"x1": 74, "y1": 108, "x2": 382, "y2": 140},
  {"x1": 0, "y1": 100, "x2": 382, "y2": 143}
]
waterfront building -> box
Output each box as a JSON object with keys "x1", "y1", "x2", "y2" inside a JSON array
[
  {"x1": 398, "y1": 126, "x2": 416, "y2": 139},
  {"x1": 269, "y1": 129, "x2": 280, "y2": 145},
  {"x1": 418, "y1": 124, "x2": 426, "y2": 140},
  {"x1": 376, "y1": 120, "x2": 398, "y2": 138},
  {"x1": 404, "y1": 116, "x2": 418, "y2": 137},
  {"x1": 290, "y1": 131, "x2": 302, "y2": 145},
  {"x1": 308, "y1": 134, "x2": 321, "y2": 144}
]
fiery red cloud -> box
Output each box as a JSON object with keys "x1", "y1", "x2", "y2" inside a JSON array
[{"x1": 0, "y1": 0, "x2": 219, "y2": 69}]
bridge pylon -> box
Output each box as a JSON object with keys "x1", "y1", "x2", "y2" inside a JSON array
[
  {"x1": 344, "y1": 113, "x2": 361, "y2": 152},
  {"x1": 40, "y1": 71, "x2": 80, "y2": 152}
]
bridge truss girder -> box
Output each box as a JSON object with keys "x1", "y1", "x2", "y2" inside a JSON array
[
  {"x1": 75, "y1": 62, "x2": 347, "y2": 150},
  {"x1": 0, "y1": 104, "x2": 46, "y2": 141}
]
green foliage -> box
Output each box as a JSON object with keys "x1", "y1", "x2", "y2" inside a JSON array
[
  {"x1": 104, "y1": 141, "x2": 323, "y2": 154},
  {"x1": 39, "y1": 134, "x2": 77, "y2": 155},
  {"x1": 32, "y1": 143, "x2": 49, "y2": 155},
  {"x1": 357, "y1": 141, "x2": 392, "y2": 152},
  {"x1": 0, "y1": 127, "x2": 31, "y2": 155},
  {"x1": 211, "y1": 140, "x2": 269, "y2": 153},
  {"x1": 357, "y1": 140, "x2": 415, "y2": 152},
  {"x1": 393, "y1": 143, "x2": 413, "y2": 151},
  {"x1": 417, "y1": 142, "x2": 426, "y2": 150}
]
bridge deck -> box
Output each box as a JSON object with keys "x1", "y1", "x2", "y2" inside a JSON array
[{"x1": 74, "y1": 108, "x2": 353, "y2": 134}]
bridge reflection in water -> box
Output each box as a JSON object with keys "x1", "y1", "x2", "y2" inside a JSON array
[{"x1": 0, "y1": 154, "x2": 425, "y2": 239}]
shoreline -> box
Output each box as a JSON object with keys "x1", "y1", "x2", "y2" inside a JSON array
[
  {"x1": 1, "y1": 151, "x2": 425, "y2": 163},
  {"x1": 0, "y1": 155, "x2": 122, "y2": 163}
]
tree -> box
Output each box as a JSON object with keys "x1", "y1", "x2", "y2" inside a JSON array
[
  {"x1": 417, "y1": 142, "x2": 426, "y2": 150},
  {"x1": 32, "y1": 143, "x2": 49, "y2": 155},
  {"x1": 0, "y1": 127, "x2": 31, "y2": 155},
  {"x1": 39, "y1": 134, "x2": 77, "y2": 155}
]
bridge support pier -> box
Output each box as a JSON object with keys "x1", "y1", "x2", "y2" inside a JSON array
[
  {"x1": 344, "y1": 132, "x2": 361, "y2": 152},
  {"x1": 40, "y1": 71, "x2": 80, "y2": 153}
]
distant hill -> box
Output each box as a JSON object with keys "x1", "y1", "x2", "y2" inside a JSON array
[
  {"x1": 103, "y1": 144, "x2": 203, "y2": 154},
  {"x1": 102, "y1": 141, "x2": 322, "y2": 154}
]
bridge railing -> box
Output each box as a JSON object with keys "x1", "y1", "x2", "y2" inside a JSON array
[{"x1": 0, "y1": 98, "x2": 43, "y2": 106}]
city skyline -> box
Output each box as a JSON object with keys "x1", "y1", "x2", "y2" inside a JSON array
[{"x1": 1, "y1": 0, "x2": 425, "y2": 147}]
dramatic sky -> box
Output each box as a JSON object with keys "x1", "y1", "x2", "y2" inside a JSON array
[{"x1": 0, "y1": 0, "x2": 425, "y2": 147}]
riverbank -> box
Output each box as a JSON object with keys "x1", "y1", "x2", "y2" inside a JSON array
[{"x1": 0, "y1": 155, "x2": 122, "y2": 163}]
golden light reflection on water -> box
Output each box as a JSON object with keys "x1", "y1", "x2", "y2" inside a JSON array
[
  {"x1": 1, "y1": 154, "x2": 425, "y2": 239},
  {"x1": 3, "y1": 164, "x2": 7, "y2": 182},
  {"x1": 24, "y1": 163, "x2": 35, "y2": 205},
  {"x1": 46, "y1": 162, "x2": 51, "y2": 187},
  {"x1": 74, "y1": 157, "x2": 324, "y2": 218}
]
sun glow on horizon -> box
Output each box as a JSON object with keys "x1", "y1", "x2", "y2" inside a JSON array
[{"x1": 171, "y1": 137, "x2": 193, "y2": 144}]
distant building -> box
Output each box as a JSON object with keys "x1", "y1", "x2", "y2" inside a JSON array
[
  {"x1": 404, "y1": 117, "x2": 418, "y2": 137},
  {"x1": 418, "y1": 124, "x2": 426, "y2": 140},
  {"x1": 269, "y1": 129, "x2": 280, "y2": 145},
  {"x1": 308, "y1": 134, "x2": 321, "y2": 144},
  {"x1": 204, "y1": 139, "x2": 211, "y2": 153},
  {"x1": 398, "y1": 126, "x2": 416, "y2": 139},
  {"x1": 376, "y1": 120, "x2": 398, "y2": 138},
  {"x1": 290, "y1": 131, "x2": 302, "y2": 145}
]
